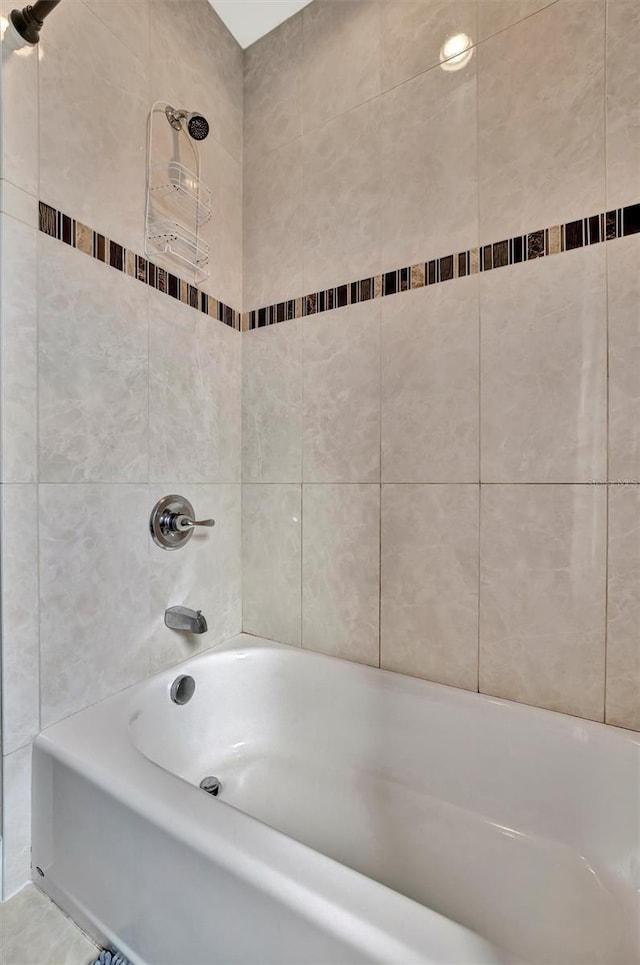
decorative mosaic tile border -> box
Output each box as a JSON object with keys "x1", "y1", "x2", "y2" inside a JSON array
[
  {"x1": 39, "y1": 200, "x2": 640, "y2": 335},
  {"x1": 242, "y1": 202, "x2": 640, "y2": 331},
  {"x1": 38, "y1": 202, "x2": 240, "y2": 330}
]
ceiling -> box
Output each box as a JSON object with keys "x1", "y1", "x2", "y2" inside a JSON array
[{"x1": 209, "y1": 0, "x2": 313, "y2": 49}]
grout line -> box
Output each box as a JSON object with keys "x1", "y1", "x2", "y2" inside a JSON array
[
  {"x1": 378, "y1": 301, "x2": 382, "y2": 671},
  {"x1": 35, "y1": 36, "x2": 42, "y2": 741}
]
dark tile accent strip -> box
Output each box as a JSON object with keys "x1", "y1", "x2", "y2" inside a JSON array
[
  {"x1": 36, "y1": 201, "x2": 240, "y2": 331},
  {"x1": 38, "y1": 202, "x2": 57, "y2": 237},
  {"x1": 36, "y1": 199, "x2": 638, "y2": 336},
  {"x1": 623, "y1": 203, "x2": 640, "y2": 236}
]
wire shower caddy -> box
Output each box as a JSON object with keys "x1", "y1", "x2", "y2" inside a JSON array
[{"x1": 145, "y1": 101, "x2": 212, "y2": 283}]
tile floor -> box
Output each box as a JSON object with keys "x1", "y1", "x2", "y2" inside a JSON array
[{"x1": 0, "y1": 885, "x2": 98, "y2": 965}]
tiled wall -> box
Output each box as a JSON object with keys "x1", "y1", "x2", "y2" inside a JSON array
[
  {"x1": 0, "y1": 0, "x2": 243, "y2": 897},
  {"x1": 241, "y1": 0, "x2": 640, "y2": 731},
  {"x1": 1, "y1": 0, "x2": 639, "y2": 907}
]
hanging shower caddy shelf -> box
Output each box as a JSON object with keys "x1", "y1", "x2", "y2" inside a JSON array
[
  {"x1": 145, "y1": 101, "x2": 212, "y2": 283},
  {"x1": 149, "y1": 161, "x2": 212, "y2": 227},
  {"x1": 146, "y1": 218, "x2": 209, "y2": 271}
]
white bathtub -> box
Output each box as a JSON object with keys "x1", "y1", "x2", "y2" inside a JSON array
[{"x1": 32, "y1": 634, "x2": 639, "y2": 965}]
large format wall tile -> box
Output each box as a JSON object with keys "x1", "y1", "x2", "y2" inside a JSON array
[
  {"x1": 478, "y1": 0, "x2": 605, "y2": 242},
  {"x1": 380, "y1": 0, "x2": 477, "y2": 91},
  {"x1": 39, "y1": 0, "x2": 148, "y2": 254},
  {"x1": 244, "y1": 11, "x2": 303, "y2": 163},
  {"x1": 149, "y1": 290, "x2": 241, "y2": 483},
  {"x1": 478, "y1": 0, "x2": 556, "y2": 40},
  {"x1": 243, "y1": 142, "x2": 303, "y2": 310},
  {"x1": 243, "y1": 320, "x2": 302, "y2": 484},
  {"x1": 606, "y1": 485, "x2": 640, "y2": 731},
  {"x1": 1, "y1": 215, "x2": 37, "y2": 483},
  {"x1": 381, "y1": 485, "x2": 479, "y2": 690},
  {"x1": 380, "y1": 57, "x2": 478, "y2": 268},
  {"x1": 606, "y1": 0, "x2": 640, "y2": 210},
  {"x1": 39, "y1": 484, "x2": 151, "y2": 728},
  {"x1": 243, "y1": 485, "x2": 302, "y2": 646},
  {"x1": 382, "y1": 277, "x2": 479, "y2": 482},
  {"x1": 303, "y1": 301, "x2": 380, "y2": 483},
  {"x1": 84, "y1": 0, "x2": 150, "y2": 66},
  {"x1": 0, "y1": 4, "x2": 38, "y2": 196},
  {"x1": 1, "y1": 485, "x2": 39, "y2": 755},
  {"x1": 207, "y1": 138, "x2": 243, "y2": 311},
  {"x1": 38, "y1": 236, "x2": 149, "y2": 483},
  {"x1": 0, "y1": 179, "x2": 38, "y2": 229},
  {"x1": 480, "y1": 485, "x2": 607, "y2": 720},
  {"x1": 2, "y1": 744, "x2": 32, "y2": 898},
  {"x1": 302, "y1": 0, "x2": 380, "y2": 132},
  {"x1": 609, "y1": 237, "x2": 640, "y2": 484},
  {"x1": 481, "y1": 246, "x2": 607, "y2": 482},
  {"x1": 150, "y1": 0, "x2": 242, "y2": 164},
  {"x1": 302, "y1": 484, "x2": 380, "y2": 665},
  {"x1": 302, "y1": 99, "x2": 381, "y2": 293},
  {"x1": 150, "y1": 483, "x2": 241, "y2": 672}
]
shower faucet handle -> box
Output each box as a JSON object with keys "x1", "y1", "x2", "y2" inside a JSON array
[
  {"x1": 174, "y1": 514, "x2": 215, "y2": 531},
  {"x1": 149, "y1": 495, "x2": 215, "y2": 550}
]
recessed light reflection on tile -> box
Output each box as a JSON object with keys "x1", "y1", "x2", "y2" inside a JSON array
[{"x1": 440, "y1": 33, "x2": 474, "y2": 71}]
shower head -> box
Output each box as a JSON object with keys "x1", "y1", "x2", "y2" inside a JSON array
[
  {"x1": 165, "y1": 106, "x2": 209, "y2": 141},
  {"x1": 8, "y1": 0, "x2": 61, "y2": 46},
  {"x1": 186, "y1": 113, "x2": 209, "y2": 141}
]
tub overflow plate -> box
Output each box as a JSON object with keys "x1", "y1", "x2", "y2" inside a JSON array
[{"x1": 199, "y1": 776, "x2": 222, "y2": 797}]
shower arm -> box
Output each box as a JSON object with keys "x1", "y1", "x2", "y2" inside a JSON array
[{"x1": 9, "y1": 0, "x2": 61, "y2": 45}]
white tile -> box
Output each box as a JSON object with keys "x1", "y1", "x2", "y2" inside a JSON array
[
  {"x1": 606, "y1": 0, "x2": 640, "y2": 209},
  {"x1": 478, "y1": 0, "x2": 605, "y2": 241},
  {"x1": 606, "y1": 485, "x2": 640, "y2": 730},
  {"x1": 39, "y1": 0, "x2": 149, "y2": 253},
  {"x1": 0, "y1": 180, "x2": 38, "y2": 228},
  {"x1": 380, "y1": 56, "x2": 478, "y2": 268},
  {"x1": 608, "y1": 236, "x2": 640, "y2": 484},
  {"x1": 149, "y1": 291, "x2": 241, "y2": 484},
  {"x1": 242, "y1": 320, "x2": 302, "y2": 484},
  {"x1": 381, "y1": 0, "x2": 478, "y2": 90},
  {"x1": 480, "y1": 484, "x2": 607, "y2": 720},
  {"x1": 303, "y1": 301, "x2": 380, "y2": 483},
  {"x1": 302, "y1": 100, "x2": 381, "y2": 293},
  {"x1": 478, "y1": 0, "x2": 556, "y2": 40},
  {"x1": 243, "y1": 485, "x2": 302, "y2": 646},
  {"x1": 1, "y1": 215, "x2": 37, "y2": 483},
  {"x1": 1, "y1": 485, "x2": 39, "y2": 755},
  {"x1": 243, "y1": 11, "x2": 303, "y2": 163},
  {"x1": 39, "y1": 484, "x2": 150, "y2": 728},
  {"x1": 382, "y1": 278, "x2": 479, "y2": 483},
  {"x1": 2, "y1": 744, "x2": 32, "y2": 898},
  {"x1": 84, "y1": 0, "x2": 150, "y2": 67},
  {"x1": 302, "y1": 0, "x2": 380, "y2": 132},
  {"x1": 0, "y1": 9, "x2": 39, "y2": 195},
  {"x1": 381, "y1": 484, "x2": 479, "y2": 690},
  {"x1": 38, "y1": 235, "x2": 149, "y2": 483},
  {"x1": 481, "y1": 246, "x2": 607, "y2": 482},
  {"x1": 243, "y1": 142, "x2": 303, "y2": 311},
  {"x1": 302, "y1": 484, "x2": 380, "y2": 666}
]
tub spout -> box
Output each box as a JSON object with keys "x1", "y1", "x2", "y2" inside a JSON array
[{"x1": 164, "y1": 606, "x2": 208, "y2": 634}]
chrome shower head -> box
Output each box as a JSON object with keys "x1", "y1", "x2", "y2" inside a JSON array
[{"x1": 165, "y1": 106, "x2": 209, "y2": 141}]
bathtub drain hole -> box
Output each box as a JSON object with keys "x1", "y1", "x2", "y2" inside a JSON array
[{"x1": 199, "y1": 776, "x2": 222, "y2": 797}]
